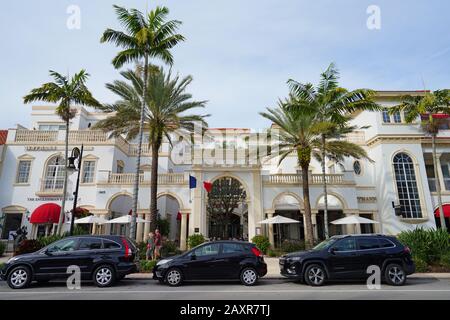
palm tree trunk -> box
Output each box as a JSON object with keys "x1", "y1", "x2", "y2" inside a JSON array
[
  {"x1": 57, "y1": 118, "x2": 69, "y2": 235},
  {"x1": 130, "y1": 55, "x2": 149, "y2": 240},
  {"x1": 301, "y1": 164, "x2": 315, "y2": 249},
  {"x1": 432, "y1": 134, "x2": 447, "y2": 230},
  {"x1": 321, "y1": 134, "x2": 329, "y2": 238},
  {"x1": 150, "y1": 140, "x2": 160, "y2": 232}
]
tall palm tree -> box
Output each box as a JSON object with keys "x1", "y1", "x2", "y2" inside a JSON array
[
  {"x1": 94, "y1": 67, "x2": 208, "y2": 231},
  {"x1": 260, "y1": 97, "x2": 369, "y2": 248},
  {"x1": 287, "y1": 63, "x2": 380, "y2": 238},
  {"x1": 101, "y1": 5, "x2": 185, "y2": 238},
  {"x1": 23, "y1": 70, "x2": 100, "y2": 235},
  {"x1": 390, "y1": 90, "x2": 450, "y2": 230}
]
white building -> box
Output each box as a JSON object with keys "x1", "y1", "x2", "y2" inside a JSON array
[{"x1": 0, "y1": 91, "x2": 448, "y2": 250}]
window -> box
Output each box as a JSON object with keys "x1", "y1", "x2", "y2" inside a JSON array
[
  {"x1": 116, "y1": 161, "x2": 124, "y2": 174},
  {"x1": 382, "y1": 110, "x2": 391, "y2": 123},
  {"x1": 222, "y1": 243, "x2": 246, "y2": 254},
  {"x1": 378, "y1": 238, "x2": 395, "y2": 248},
  {"x1": 47, "y1": 238, "x2": 78, "y2": 253},
  {"x1": 103, "y1": 240, "x2": 121, "y2": 249},
  {"x1": 82, "y1": 161, "x2": 96, "y2": 183},
  {"x1": 16, "y1": 160, "x2": 31, "y2": 183},
  {"x1": 38, "y1": 124, "x2": 66, "y2": 131},
  {"x1": 193, "y1": 243, "x2": 220, "y2": 257},
  {"x1": 393, "y1": 111, "x2": 402, "y2": 123},
  {"x1": 357, "y1": 238, "x2": 380, "y2": 250},
  {"x1": 393, "y1": 153, "x2": 422, "y2": 218},
  {"x1": 43, "y1": 155, "x2": 65, "y2": 190},
  {"x1": 353, "y1": 161, "x2": 362, "y2": 176},
  {"x1": 78, "y1": 238, "x2": 102, "y2": 250},
  {"x1": 332, "y1": 238, "x2": 357, "y2": 252}
]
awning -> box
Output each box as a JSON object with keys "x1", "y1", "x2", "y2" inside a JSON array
[
  {"x1": 434, "y1": 205, "x2": 450, "y2": 218},
  {"x1": 176, "y1": 212, "x2": 189, "y2": 220},
  {"x1": 30, "y1": 203, "x2": 62, "y2": 224}
]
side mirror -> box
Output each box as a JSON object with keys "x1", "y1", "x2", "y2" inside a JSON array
[
  {"x1": 44, "y1": 248, "x2": 53, "y2": 256},
  {"x1": 190, "y1": 254, "x2": 197, "y2": 261},
  {"x1": 329, "y1": 247, "x2": 337, "y2": 255}
]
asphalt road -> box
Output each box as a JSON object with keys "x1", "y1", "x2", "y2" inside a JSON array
[{"x1": 0, "y1": 277, "x2": 449, "y2": 300}]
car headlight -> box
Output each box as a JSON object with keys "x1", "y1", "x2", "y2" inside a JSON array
[
  {"x1": 156, "y1": 258, "x2": 172, "y2": 266},
  {"x1": 289, "y1": 257, "x2": 302, "y2": 262},
  {"x1": 6, "y1": 257, "x2": 20, "y2": 264}
]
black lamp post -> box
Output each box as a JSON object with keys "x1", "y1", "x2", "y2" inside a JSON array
[{"x1": 68, "y1": 145, "x2": 84, "y2": 235}]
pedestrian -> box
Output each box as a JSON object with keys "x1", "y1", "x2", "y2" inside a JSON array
[
  {"x1": 146, "y1": 232, "x2": 155, "y2": 260},
  {"x1": 154, "y1": 228, "x2": 162, "y2": 259}
]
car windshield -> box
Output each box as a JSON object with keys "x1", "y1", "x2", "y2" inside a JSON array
[{"x1": 311, "y1": 238, "x2": 338, "y2": 251}]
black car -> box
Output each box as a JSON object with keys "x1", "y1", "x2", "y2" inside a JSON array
[
  {"x1": 0, "y1": 235, "x2": 139, "y2": 289},
  {"x1": 279, "y1": 234, "x2": 415, "y2": 286},
  {"x1": 153, "y1": 240, "x2": 267, "y2": 286}
]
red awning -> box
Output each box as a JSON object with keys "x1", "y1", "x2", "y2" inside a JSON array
[
  {"x1": 434, "y1": 205, "x2": 450, "y2": 218},
  {"x1": 176, "y1": 212, "x2": 189, "y2": 220},
  {"x1": 30, "y1": 203, "x2": 62, "y2": 224}
]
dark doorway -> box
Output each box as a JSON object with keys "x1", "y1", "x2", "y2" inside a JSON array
[
  {"x1": 2, "y1": 213, "x2": 23, "y2": 239},
  {"x1": 316, "y1": 210, "x2": 344, "y2": 240}
]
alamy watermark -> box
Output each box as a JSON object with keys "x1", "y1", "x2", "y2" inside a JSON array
[{"x1": 66, "y1": 5, "x2": 81, "y2": 30}]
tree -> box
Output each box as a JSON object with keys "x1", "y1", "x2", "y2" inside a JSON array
[
  {"x1": 101, "y1": 5, "x2": 185, "y2": 239},
  {"x1": 390, "y1": 90, "x2": 450, "y2": 230},
  {"x1": 287, "y1": 63, "x2": 380, "y2": 238},
  {"x1": 23, "y1": 70, "x2": 100, "y2": 235},
  {"x1": 207, "y1": 177, "x2": 247, "y2": 238},
  {"x1": 93, "y1": 67, "x2": 208, "y2": 231},
  {"x1": 260, "y1": 96, "x2": 369, "y2": 248}
]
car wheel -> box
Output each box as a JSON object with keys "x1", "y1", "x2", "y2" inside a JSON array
[
  {"x1": 165, "y1": 268, "x2": 183, "y2": 287},
  {"x1": 7, "y1": 266, "x2": 32, "y2": 289},
  {"x1": 304, "y1": 264, "x2": 326, "y2": 286},
  {"x1": 384, "y1": 263, "x2": 406, "y2": 286},
  {"x1": 93, "y1": 265, "x2": 116, "y2": 288},
  {"x1": 240, "y1": 267, "x2": 258, "y2": 286}
]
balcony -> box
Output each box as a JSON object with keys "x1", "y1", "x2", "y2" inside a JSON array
[
  {"x1": 264, "y1": 173, "x2": 353, "y2": 185},
  {"x1": 98, "y1": 172, "x2": 186, "y2": 186},
  {"x1": 36, "y1": 178, "x2": 64, "y2": 196}
]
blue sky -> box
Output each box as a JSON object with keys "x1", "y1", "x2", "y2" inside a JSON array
[{"x1": 0, "y1": 0, "x2": 449, "y2": 129}]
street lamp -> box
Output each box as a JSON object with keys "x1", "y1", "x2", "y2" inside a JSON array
[{"x1": 68, "y1": 145, "x2": 84, "y2": 235}]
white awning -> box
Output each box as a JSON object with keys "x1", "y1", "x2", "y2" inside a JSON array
[
  {"x1": 331, "y1": 215, "x2": 378, "y2": 225},
  {"x1": 106, "y1": 215, "x2": 146, "y2": 224},
  {"x1": 259, "y1": 215, "x2": 300, "y2": 224}
]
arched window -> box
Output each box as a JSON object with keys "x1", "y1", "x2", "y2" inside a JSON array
[
  {"x1": 43, "y1": 155, "x2": 65, "y2": 191},
  {"x1": 393, "y1": 153, "x2": 422, "y2": 218}
]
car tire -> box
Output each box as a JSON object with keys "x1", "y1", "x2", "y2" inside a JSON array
[
  {"x1": 165, "y1": 268, "x2": 183, "y2": 287},
  {"x1": 240, "y1": 267, "x2": 258, "y2": 286},
  {"x1": 384, "y1": 263, "x2": 406, "y2": 286},
  {"x1": 93, "y1": 265, "x2": 116, "y2": 288},
  {"x1": 7, "y1": 265, "x2": 32, "y2": 289},
  {"x1": 304, "y1": 264, "x2": 326, "y2": 286}
]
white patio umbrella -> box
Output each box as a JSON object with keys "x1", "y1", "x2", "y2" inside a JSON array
[
  {"x1": 259, "y1": 215, "x2": 300, "y2": 248},
  {"x1": 106, "y1": 215, "x2": 146, "y2": 224},
  {"x1": 73, "y1": 215, "x2": 108, "y2": 224},
  {"x1": 331, "y1": 214, "x2": 378, "y2": 234}
]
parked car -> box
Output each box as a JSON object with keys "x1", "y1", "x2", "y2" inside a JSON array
[
  {"x1": 0, "y1": 235, "x2": 139, "y2": 289},
  {"x1": 153, "y1": 240, "x2": 267, "y2": 286},
  {"x1": 279, "y1": 234, "x2": 415, "y2": 286}
]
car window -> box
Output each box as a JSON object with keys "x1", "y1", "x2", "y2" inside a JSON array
[
  {"x1": 379, "y1": 238, "x2": 395, "y2": 248},
  {"x1": 194, "y1": 243, "x2": 220, "y2": 257},
  {"x1": 103, "y1": 240, "x2": 121, "y2": 249},
  {"x1": 331, "y1": 238, "x2": 357, "y2": 252},
  {"x1": 47, "y1": 238, "x2": 78, "y2": 253},
  {"x1": 78, "y1": 238, "x2": 103, "y2": 250},
  {"x1": 222, "y1": 243, "x2": 246, "y2": 254},
  {"x1": 312, "y1": 238, "x2": 337, "y2": 251},
  {"x1": 357, "y1": 238, "x2": 380, "y2": 250}
]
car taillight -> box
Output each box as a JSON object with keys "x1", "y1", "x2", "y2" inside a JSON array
[
  {"x1": 121, "y1": 237, "x2": 132, "y2": 259},
  {"x1": 251, "y1": 247, "x2": 263, "y2": 257},
  {"x1": 404, "y1": 246, "x2": 411, "y2": 254}
]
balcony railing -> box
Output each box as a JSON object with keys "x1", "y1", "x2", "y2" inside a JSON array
[
  {"x1": 108, "y1": 173, "x2": 144, "y2": 185},
  {"x1": 265, "y1": 173, "x2": 349, "y2": 185},
  {"x1": 15, "y1": 130, "x2": 58, "y2": 142},
  {"x1": 101, "y1": 172, "x2": 186, "y2": 185},
  {"x1": 39, "y1": 178, "x2": 64, "y2": 193}
]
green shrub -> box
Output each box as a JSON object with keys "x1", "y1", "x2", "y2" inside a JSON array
[
  {"x1": 413, "y1": 255, "x2": 428, "y2": 273},
  {"x1": 37, "y1": 234, "x2": 64, "y2": 248},
  {"x1": 281, "y1": 239, "x2": 305, "y2": 253},
  {"x1": 0, "y1": 241, "x2": 6, "y2": 256},
  {"x1": 161, "y1": 240, "x2": 178, "y2": 257},
  {"x1": 14, "y1": 240, "x2": 42, "y2": 255},
  {"x1": 0, "y1": 263, "x2": 4, "y2": 270},
  {"x1": 251, "y1": 235, "x2": 271, "y2": 254},
  {"x1": 397, "y1": 228, "x2": 450, "y2": 263},
  {"x1": 156, "y1": 218, "x2": 170, "y2": 237},
  {"x1": 439, "y1": 253, "x2": 450, "y2": 270},
  {"x1": 136, "y1": 242, "x2": 147, "y2": 260},
  {"x1": 267, "y1": 248, "x2": 284, "y2": 257},
  {"x1": 140, "y1": 260, "x2": 157, "y2": 273},
  {"x1": 188, "y1": 234, "x2": 205, "y2": 249}
]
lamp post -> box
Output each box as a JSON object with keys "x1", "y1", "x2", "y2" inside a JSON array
[{"x1": 68, "y1": 145, "x2": 84, "y2": 236}]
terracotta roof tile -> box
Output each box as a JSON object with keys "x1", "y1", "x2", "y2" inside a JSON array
[{"x1": 0, "y1": 130, "x2": 8, "y2": 145}]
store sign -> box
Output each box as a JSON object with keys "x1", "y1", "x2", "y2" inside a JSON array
[
  {"x1": 27, "y1": 197, "x2": 78, "y2": 202},
  {"x1": 26, "y1": 146, "x2": 58, "y2": 151}
]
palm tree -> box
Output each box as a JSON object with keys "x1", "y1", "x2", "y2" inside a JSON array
[
  {"x1": 390, "y1": 90, "x2": 450, "y2": 230},
  {"x1": 23, "y1": 70, "x2": 100, "y2": 235},
  {"x1": 94, "y1": 67, "x2": 208, "y2": 231},
  {"x1": 287, "y1": 63, "x2": 380, "y2": 238},
  {"x1": 101, "y1": 5, "x2": 185, "y2": 239},
  {"x1": 260, "y1": 96, "x2": 369, "y2": 248}
]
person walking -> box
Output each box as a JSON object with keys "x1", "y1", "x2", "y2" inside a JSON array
[
  {"x1": 154, "y1": 229, "x2": 162, "y2": 259},
  {"x1": 146, "y1": 232, "x2": 155, "y2": 260}
]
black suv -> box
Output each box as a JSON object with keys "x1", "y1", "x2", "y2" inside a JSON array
[
  {"x1": 279, "y1": 234, "x2": 415, "y2": 286},
  {"x1": 153, "y1": 241, "x2": 267, "y2": 286},
  {"x1": 0, "y1": 235, "x2": 139, "y2": 289}
]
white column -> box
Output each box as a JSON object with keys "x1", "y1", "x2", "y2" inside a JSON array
[
  {"x1": 143, "y1": 213, "x2": 151, "y2": 242},
  {"x1": 136, "y1": 213, "x2": 144, "y2": 242},
  {"x1": 180, "y1": 211, "x2": 188, "y2": 250},
  {"x1": 436, "y1": 153, "x2": 446, "y2": 191},
  {"x1": 266, "y1": 210, "x2": 275, "y2": 247},
  {"x1": 312, "y1": 212, "x2": 319, "y2": 240}
]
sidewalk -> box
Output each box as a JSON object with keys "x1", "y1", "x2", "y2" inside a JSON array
[{"x1": 126, "y1": 257, "x2": 450, "y2": 280}]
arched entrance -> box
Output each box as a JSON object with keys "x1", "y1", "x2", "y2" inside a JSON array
[
  {"x1": 157, "y1": 193, "x2": 181, "y2": 242},
  {"x1": 316, "y1": 194, "x2": 345, "y2": 239},
  {"x1": 107, "y1": 193, "x2": 133, "y2": 236},
  {"x1": 207, "y1": 176, "x2": 248, "y2": 240},
  {"x1": 272, "y1": 193, "x2": 304, "y2": 244}
]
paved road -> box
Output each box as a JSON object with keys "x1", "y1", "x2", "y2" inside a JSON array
[{"x1": 0, "y1": 277, "x2": 449, "y2": 300}]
